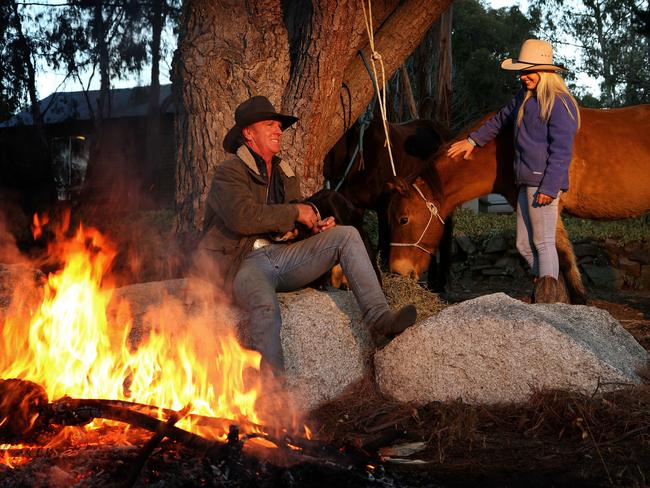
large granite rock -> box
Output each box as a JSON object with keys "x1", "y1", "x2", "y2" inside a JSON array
[
  {"x1": 279, "y1": 289, "x2": 373, "y2": 411},
  {"x1": 375, "y1": 293, "x2": 649, "y2": 405}
]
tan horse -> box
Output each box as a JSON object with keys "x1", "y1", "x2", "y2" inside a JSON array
[{"x1": 387, "y1": 104, "x2": 650, "y2": 304}]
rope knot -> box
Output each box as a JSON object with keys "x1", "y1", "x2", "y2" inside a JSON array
[{"x1": 371, "y1": 51, "x2": 382, "y2": 61}]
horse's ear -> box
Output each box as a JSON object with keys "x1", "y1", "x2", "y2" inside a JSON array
[{"x1": 384, "y1": 176, "x2": 410, "y2": 196}]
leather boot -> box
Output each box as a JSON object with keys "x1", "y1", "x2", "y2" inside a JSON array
[
  {"x1": 533, "y1": 276, "x2": 560, "y2": 303},
  {"x1": 370, "y1": 304, "x2": 417, "y2": 348}
]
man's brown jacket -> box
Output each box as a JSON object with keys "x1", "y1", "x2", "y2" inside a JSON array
[{"x1": 195, "y1": 145, "x2": 301, "y2": 292}]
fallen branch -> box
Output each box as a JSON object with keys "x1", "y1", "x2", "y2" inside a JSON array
[
  {"x1": 69, "y1": 398, "x2": 263, "y2": 433},
  {"x1": 124, "y1": 403, "x2": 192, "y2": 488}
]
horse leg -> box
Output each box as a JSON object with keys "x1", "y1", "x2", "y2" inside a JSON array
[
  {"x1": 556, "y1": 216, "x2": 587, "y2": 304},
  {"x1": 376, "y1": 195, "x2": 390, "y2": 268},
  {"x1": 427, "y1": 214, "x2": 453, "y2": 293}
]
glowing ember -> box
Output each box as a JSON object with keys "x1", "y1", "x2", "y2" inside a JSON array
[{"x1": 1, "y1": 216, "x2": 265, "y2": 451}]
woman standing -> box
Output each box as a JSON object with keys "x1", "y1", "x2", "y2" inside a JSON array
[{"x1": 447, "y1": 39, "x2": 580, "y2": 303}]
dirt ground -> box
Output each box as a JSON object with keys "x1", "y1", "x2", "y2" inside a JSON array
[
  {"x1": 308, "y1": 275, "x2": 650, "y2": 488},
  {"x1": 309, "y1": 273, "x2": 650, "y2": 488}
]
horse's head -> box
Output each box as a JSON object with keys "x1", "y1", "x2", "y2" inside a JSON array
[{"x1": 385, "y1": 175, "x2": 446, "y2": 280}]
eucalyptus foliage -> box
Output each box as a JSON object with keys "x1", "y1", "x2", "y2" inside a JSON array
[
  {"x1": 529, "y1": 0, "x2": 650, "y2": 107},
  {"x1": 449, "y1": 0, "x2": 541, "y2": 131},
  {"x1": 0, "y1": 0, "x2": 180, "y2": 122}
]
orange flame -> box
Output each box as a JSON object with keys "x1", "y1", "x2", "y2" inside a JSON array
[{"x1": 1, "y1": 217, "x2": 265, "y2": 457}]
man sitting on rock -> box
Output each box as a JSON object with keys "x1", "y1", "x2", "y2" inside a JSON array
[{"x1": 196, "y1": 95, "x2": 417, "y2": 379}]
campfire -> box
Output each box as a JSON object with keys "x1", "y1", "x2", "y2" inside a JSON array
[{"x1": 0, "y1": 214, "x2": 368, "y2": 483}]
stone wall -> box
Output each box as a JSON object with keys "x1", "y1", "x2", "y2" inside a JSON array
[{"x1": 452, "y1": 233, "x2": 650, "y2": 290}]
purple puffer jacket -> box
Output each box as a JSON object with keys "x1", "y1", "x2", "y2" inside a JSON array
[{"x1": 469, "y1": 89, "x2": 578, "y2": 198}]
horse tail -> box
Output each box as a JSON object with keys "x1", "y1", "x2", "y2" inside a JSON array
[{"x1": 555, "y1": 215, "x2": 587, "y2": 304}]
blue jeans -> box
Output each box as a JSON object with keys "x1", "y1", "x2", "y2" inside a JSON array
[
  {"x1": 232, "y1": 225, "x2": 388, "y2": 372},
  {"x1": 516, "y1": 186, "x2": 560, "y2": 279}
]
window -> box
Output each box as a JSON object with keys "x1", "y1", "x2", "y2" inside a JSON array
[{"x1": 51, "y1": 135, "x2": 89, "y2": 201}]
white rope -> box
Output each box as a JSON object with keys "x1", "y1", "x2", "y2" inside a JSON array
[
  {"x1": 361, "y1": 0, "x2": 397, "y2": 177},
  {"x1": 390, "y1": 183, "x2": 445, "y2": 255}
]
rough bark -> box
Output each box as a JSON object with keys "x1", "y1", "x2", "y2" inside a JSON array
[
  {"x1": 400, "y1": 64, "x2": 418, "y2": 119},
  {"x1": 323, "y1": 0, "x2": 453, "y2": 164},
  {"x1": 174, "y1": 0, "x2": 452, "y2": 234},
  {"x1": 433, "y1": 5, "x2": 452, "y2": 129},
  {"x1": 174, "y1": 0, "x2": 290, "y2": 234},
  {"x1": 280, "y1": 0, "x2": 358, "y2": 193}
]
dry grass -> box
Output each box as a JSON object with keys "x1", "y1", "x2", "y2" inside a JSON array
[
  {"x1": 309, "y1": 382, "x2": 650, "y2": 486},
  {"x1": 381, "y1": 272, "x2": 448, "y2": 320}
]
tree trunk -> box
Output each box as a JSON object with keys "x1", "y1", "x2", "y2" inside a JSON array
[
  {"x1": 80, "y1": 4, "x2": 112, "y2": 205},
  {"x1": 319, "y1": 0, "x2": 452, "y2": 171},
  {"x1": 433, "y1": 4, "x2": 452, "y2": 128},
  {"x1": 174, "y1": 0, "x2": 453, "y2": 234},
  {"x1": 10, "y1": 0, "x2": 41, "y2": 128},
  {"x1": 145, "y1": 0, "x2": 164, "y2": 205},
  {"x1": 94, "y1": 3, "x2": 111, "y2": 121},
  {"x1": 279, "y1": 0, "x2": 358, "y2": 194},
  {"x1": 584, "y1": 0, "x2": 615, "y2": 105},
  {"x1": 173, "y1": 0, "x2": 292, "y2": 235},
  {"x1": 400, "y1": 64, "x2": 418, "y2": 119}
]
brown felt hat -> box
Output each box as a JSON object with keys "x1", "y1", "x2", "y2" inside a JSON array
[
  {"x1": 501, "y1": 39, "x2": 567, "y2": 72},
  {"x1": 222, "y1": 96, "x2": 298, "y2": 153}
]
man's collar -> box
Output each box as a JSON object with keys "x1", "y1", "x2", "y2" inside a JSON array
[
  {"x1": 236, "y1": 145, "x2": 281, "y2": 176},
  {"x1": 236, "y1": 145, "x2": 260, "y2": 175}
]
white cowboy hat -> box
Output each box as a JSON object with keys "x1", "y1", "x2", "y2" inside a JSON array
[{"x1": 500, "y1": 39, "x2": 567, "y2": 72}]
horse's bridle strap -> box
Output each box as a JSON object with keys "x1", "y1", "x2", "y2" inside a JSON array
[{"x1": 390, "y1": 183, "x2": 444, "y2": 255}]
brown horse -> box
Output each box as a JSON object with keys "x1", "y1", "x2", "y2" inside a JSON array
[
  {"x1": 324, "y1": 114, "x2": 453, "y2": 290},
  {"x1": 386, "y1": 104, "x2": 650, "y2": 304},
  {"x1": 324, "y1": 115, "x2": 451, "y2": 209}
]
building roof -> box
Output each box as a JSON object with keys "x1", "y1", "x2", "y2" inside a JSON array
[{"x1": 0, "y1": 84, "x2": 174, "y2": 128}]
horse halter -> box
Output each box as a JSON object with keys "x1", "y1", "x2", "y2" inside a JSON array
[{"x1": 390, "y1": 183, "x2": 445, "y2": 255}]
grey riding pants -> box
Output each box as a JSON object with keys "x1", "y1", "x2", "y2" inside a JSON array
[
  {"x1": 232, "y1": 225, "x2": 388, "y2": 373},
  {"x1": 516, "y1": 186, "x2": 561, "y2": 279}
]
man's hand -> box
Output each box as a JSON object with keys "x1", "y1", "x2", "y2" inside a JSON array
[
  {"x1": 296, "y1": 203, "x2": 319, "y2": 229},
  {"x1": 447, "y1": 139, "x2": 475, "y2": 160},
  {"x1": 536, "y1": 192, "x2": 554, "y2": 206},
  {"x1": 313, "y1": 216, "x2": 336, "y2": 233}
]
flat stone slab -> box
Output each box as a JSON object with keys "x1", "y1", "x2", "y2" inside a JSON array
[{"x1": 375, "y1": 293, "x2": 649, "y2": 405}]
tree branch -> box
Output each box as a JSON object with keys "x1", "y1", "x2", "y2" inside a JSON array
[{"x1": 325, "y1": 0, "x2": 453, "y2": 153}]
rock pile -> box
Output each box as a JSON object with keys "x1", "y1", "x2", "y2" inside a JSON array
[{"x1": 453, "y1": 234, "x2": 650, "y2": 290}]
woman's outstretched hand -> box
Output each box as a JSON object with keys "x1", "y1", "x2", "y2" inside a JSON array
[
  {"x1": 536, "y1": 193, "x2": 554, "y2": 206},
  {"x1": 447, "y1": 139, "x2": 475, "y2": 160}
]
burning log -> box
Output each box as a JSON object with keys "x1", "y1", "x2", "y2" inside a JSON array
[
  {"x1": 1, "y1": 379, "x2": 371, "y2": 469},
  {"x1": 125, "y1": 403, "x2": 192, "y2": 487},
  {"x1": 0, "y1": 379, "x2": 391, "y2": 486},
  {"x1": 99, "y1": 398, "x2": 263, "y2": 433},
  {"x1": 0, "y1": 379, "x2": 49, "y2": 442}
]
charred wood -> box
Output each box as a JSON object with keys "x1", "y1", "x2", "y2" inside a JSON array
[{"x1": 124, "y1": 403, "x2": 191, "y2": 488}]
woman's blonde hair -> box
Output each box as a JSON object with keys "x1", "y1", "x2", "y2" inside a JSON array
[{"x1": 516, "y1": 71, "x2": 581, "y2": 129}]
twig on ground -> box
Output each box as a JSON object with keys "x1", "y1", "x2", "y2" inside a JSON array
[{"x1": 124, "y1": 403, "x2": 192, "y2": 488}]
